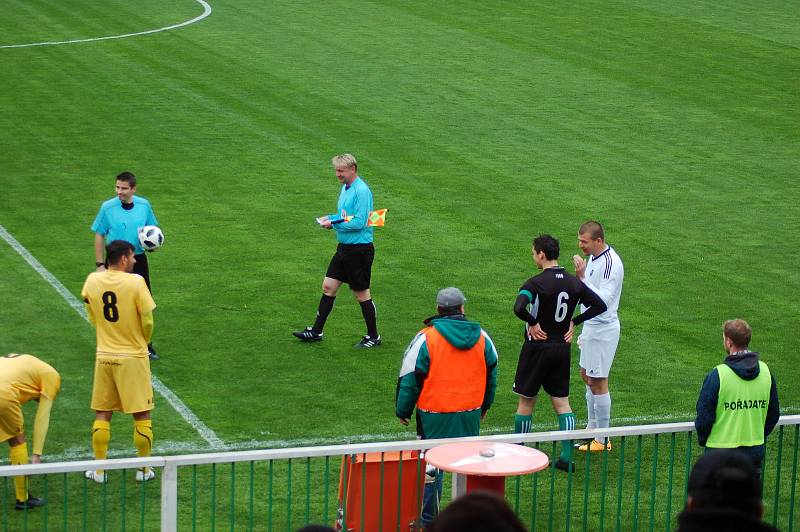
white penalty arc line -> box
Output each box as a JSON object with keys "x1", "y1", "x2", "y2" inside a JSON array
[
  {"x1": 0, "y1": 0, "x2": 212, "y2": 50},
  {"x1": 0, "y1": 224, "x2": 225, "y2": 450}
]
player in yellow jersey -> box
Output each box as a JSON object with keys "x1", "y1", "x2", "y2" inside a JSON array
[
  {"x1": 81, "y1": 240, "x2": 156, "y2": 483},
  {"x1": 0, "y1": 353, "x2": 61, "y2": 510}
]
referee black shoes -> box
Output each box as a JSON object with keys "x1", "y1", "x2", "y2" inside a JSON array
[
  {"x1": 355, "y1": 335, "x2": 381, "y2": 348},
  {"x1": 293, "y1": 327, "x2": 323, "y2": 342}
]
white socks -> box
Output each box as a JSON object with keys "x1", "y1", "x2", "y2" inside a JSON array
[
  {"x1": 594, "y1": 392, "x2": 611, "y2": 443},
  {"x1": 585, "y1": 386, "x2": 597, "y2": 429}
]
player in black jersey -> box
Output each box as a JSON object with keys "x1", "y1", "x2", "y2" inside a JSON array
[{"x1": 512, "y1": 235, "x2": 606, "y2": 472}]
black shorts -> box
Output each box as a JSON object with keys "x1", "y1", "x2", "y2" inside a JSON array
[
  {"x1": 133, "y1": 253, "x2": 152, "y2": 293},
  {"x1": 325, "y1": 243, "x2": 374, "y2": 291},
  {"x1": 513, "y1": 341, "x2": 571, "y2": 399}
]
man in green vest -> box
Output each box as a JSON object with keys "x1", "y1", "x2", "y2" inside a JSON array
[{"x1": 695, "y1": 319, "x2": 780, "y2": 470}]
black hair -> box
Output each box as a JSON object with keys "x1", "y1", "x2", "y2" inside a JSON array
[
  {"x1": 116, "y1": 171, "x2": 137, "y2": 187},
  {"x1": 427, "y1": 491, "x2": 528, "y2": 532},
  {"x1": 687, "y1": 450, "x2": 762, "y2": 516},
  {"x1": 533, "y1": 234, "x2": 560, "y2": 261},
  {"x1": 106, "y1": 240, "x2": 134, "y2": 265}
]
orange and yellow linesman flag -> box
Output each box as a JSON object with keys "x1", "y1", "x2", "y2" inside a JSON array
[
  {"x1": 344, "y1": 209, "x2": 388, "y2": 227},
  {"x1": 367, "y1": 208, "x2": 387, "y2": 227}
]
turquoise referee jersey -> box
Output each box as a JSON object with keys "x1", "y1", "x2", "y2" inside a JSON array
[
  {"x1": 91, "y1": 195, "x2": 158, "y2": 254},
  {"x1": 327, "y1": 177, "x2": 374, "y2": 244}
]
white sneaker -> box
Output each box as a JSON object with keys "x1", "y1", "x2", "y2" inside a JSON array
[
  {"x1": 85, "y1": 470, "x2": 107, "y2": 484},
  {"x1": 136, "y1": 468, "x2": 156, "y2": 482}
]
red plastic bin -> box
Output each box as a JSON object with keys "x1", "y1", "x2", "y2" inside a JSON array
[{"x1": 336, "y1": 451, "x2": 425, "y2": 532}]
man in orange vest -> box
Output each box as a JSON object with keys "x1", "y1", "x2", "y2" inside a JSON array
[{"x1": 396, "y1": 287, "x2": 499, "y2": 526}]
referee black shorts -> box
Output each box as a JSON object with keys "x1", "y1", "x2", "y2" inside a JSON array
[
  {"x1": 133, "y1": 253, "x2": 152, "y2": 293},
  {"x1": 513, "y1": 340, "x2": 571, "y2": 399},
  {"x1": 325, "y1": 243, "x2": 374, "y2": 292}
]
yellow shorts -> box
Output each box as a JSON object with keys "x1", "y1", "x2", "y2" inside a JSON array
[
  {"x1": 91, "y1": 355, "x2": 154, "y2": 414},
  {"x1": 0, "y1": 387, "x2": 24, "y2": 443}
]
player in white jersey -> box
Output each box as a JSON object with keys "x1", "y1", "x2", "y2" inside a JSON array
[{"x1": 572, "y1": 221, "x2": 624, "y2": 452}]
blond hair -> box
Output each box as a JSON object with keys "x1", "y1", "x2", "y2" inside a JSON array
[{"x1": 331, "y1": 153, "x2": 357, "y2": 170}]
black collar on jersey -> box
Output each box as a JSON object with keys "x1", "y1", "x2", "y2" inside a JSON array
[
  {"x1": 121, "y1": 201, "x2": 134, "y2": 210},
  {"x1": 592, "y1": 246, "x2": 611, "y2": 260}
]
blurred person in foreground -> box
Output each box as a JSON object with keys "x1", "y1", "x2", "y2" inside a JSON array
[{"x1": 677, "y1": 449, "x2": 778, "y2": 531}]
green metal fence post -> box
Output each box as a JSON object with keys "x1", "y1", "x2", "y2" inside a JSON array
[
  {"x1": 324, "y1": 456, "x2": 330, "y2": 527},
  {"x1": 615, "y1": 437, "x2": 626, "y2": 532},
  {"x1": 121, "y1": 469, "x2": 127, "y2": 532},
  {"x1": 582, "y1": 442, "x2": 592, "y2": 532},
  {"x1": 230, "y1": 462, "x2": 236, "y2": 532},
  {"x1": 211, "y1": 462, "x2": 217, "y2": 532},
  {"x1": 287, "y1": 458, "x2": 293, "y2": 532},
  {"x1": 647, "y1": 433, "x2": 659, "y2": 532},
  {"x1": 192, "y1": 465, "x2": 198, "y2": 532},
  {"x1": 664, "y1": 432, "x2": 677, "y2": 532},
  {"x1": 632, "y1": 435, "x2": 643, "y2": 532},
  {"x1": 268, "y1": 460, "x2": 274, "y2": 532},
  {"x1": 248, "y1": 461, "x2": 255, "y2": 532},
  {"x1": 599, "y1": 443, "x2": 609, "y2": 532},
  {"x1": 305, "y1": 457, "x2": 311, "y2": 527},
  {"x1": 772, "y1": 425, "x2": 785, "y2": 527},
  {"x1": 788, "y1": 424, "x2": 799, "y2": 532}
]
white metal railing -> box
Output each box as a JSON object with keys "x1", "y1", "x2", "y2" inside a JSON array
[{"x1": 2, "y1": 416, "x2": 798, "y2": 531}]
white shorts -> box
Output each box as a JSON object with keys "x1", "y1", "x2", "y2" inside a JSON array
[{"x1": 578, "y1": 322, "x2": 620, "y2": 378}]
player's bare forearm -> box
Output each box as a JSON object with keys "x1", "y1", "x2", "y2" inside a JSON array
[
  {"x1": 564, "y1": 321, "x2": 575, "y2": 343},
  {"x1": 94, "y1": 233, "x2": 107, "y2": 270}
]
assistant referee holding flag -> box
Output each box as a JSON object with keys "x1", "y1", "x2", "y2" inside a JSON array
[{"x1": 293, "y1": 153, "x2": 381, "y2": 348}]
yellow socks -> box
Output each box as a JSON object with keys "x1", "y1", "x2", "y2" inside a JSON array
[
  {"x1": 134, "y1": 419, "x2": 153, "y2": 475},
  {"x1": 9, "y1": 442, "x2": 29, "y2": 502},
  {"x1": 92, "y1": 420, "x2": 111, "y2": 474},
  {"x1": 133, "y1": 420, "x2": 153, "y2": 458}
]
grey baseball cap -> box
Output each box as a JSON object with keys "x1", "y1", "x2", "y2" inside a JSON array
[{"x1": 436, "y1": 287, "x2": 466, "y2": 307}]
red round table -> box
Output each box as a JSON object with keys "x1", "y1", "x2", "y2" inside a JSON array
[{"x1": 424, "y1": 441, "x2": 549, "y2": 496}]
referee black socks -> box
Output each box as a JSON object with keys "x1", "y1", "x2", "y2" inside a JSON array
[
  {"x1": 359, "y1": 299, "x2": 378, "y2": 338},
  {"x1": 312, "y1": 294, "x2": 336, "y2": 333}
]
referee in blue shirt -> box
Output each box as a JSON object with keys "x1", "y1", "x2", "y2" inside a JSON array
[
  {"x1": 294, "y1": 154, "x2": 381, "y2": 348},
  {"x1": 91, "y1": 171, "x2": 161, "y2": 360}
]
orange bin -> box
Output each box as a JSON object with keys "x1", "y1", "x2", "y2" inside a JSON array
[{"x1": 336, "y1": 451, "x2": 426, "y2": 532}]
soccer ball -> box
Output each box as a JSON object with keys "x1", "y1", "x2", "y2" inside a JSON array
[{"x1": 138, "y1": 226, "x2": 164, "y2": 251}]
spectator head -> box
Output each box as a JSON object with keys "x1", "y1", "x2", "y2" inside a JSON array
[
  {"x1": 686, "y1": 449, "x2": 762, "y2": 518},
  {"x1": 436, "y1": 287, "x2": 466, "y2": 317},
  {"x1": 723, "y1": 319, "x2": 752, "y2": 353},
  {"x1": 427, "y1": 490, "x2": 528, "y2": 532}
]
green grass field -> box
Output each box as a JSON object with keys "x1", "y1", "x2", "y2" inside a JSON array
[{"x1": 1, "y1": 0, "x2": 798, "y2": 529}]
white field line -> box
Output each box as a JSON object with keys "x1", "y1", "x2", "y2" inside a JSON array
[
  {"x1": 0, "y1": 224, "x2": 225, "y2": 449},
  {"x1": 0, "y1": 0, "x2": 212, "y2": 49}
]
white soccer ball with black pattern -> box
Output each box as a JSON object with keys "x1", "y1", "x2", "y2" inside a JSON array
[{"x1": 138, "y1": 226, "x2": 164, "y2": 252}]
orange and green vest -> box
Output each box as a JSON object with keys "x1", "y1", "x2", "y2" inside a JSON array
[{"x1": 417, "y1": 327, "x2": 487, "y2": 413}]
